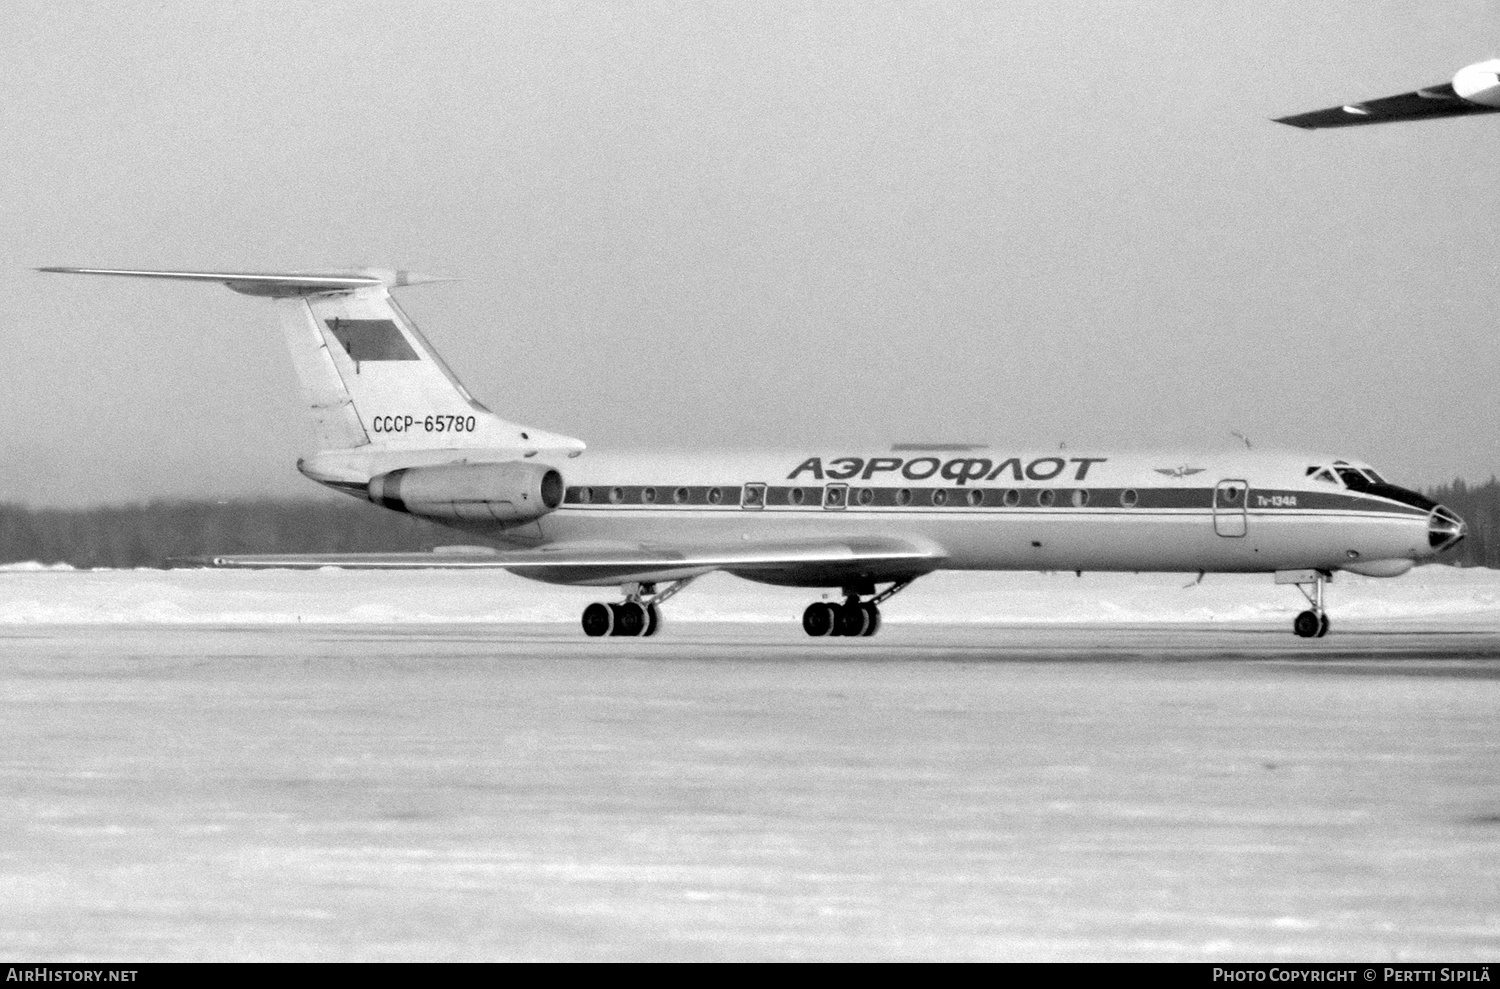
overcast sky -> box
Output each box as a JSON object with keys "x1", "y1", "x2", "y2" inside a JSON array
[{"x1": 5, "y1": 0, "x2": 1500, "y2": 505}]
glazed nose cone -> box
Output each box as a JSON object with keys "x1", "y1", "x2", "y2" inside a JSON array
[{"x1": 1428, "y1": 506, "x2": 1466, "y2": 553}]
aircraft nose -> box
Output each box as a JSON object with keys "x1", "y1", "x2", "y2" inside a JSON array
[{"x1": 1428, "y1": 505, "x2": 1466, "y2": 553}]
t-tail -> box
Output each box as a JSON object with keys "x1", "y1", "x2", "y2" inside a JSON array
[{"x1": 37, "y1": 267, "x2": 586, "y2": 500}]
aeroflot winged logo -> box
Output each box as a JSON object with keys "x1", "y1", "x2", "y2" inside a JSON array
[
  {"x1": 787, "y1": 455, "x2": 1107, "y2": 484},
  {"x1": 1154, "y1": 465, "x2": 1205, "y2": 478}
]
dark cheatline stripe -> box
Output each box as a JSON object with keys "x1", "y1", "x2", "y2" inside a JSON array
[
  {"x1": 560, "y1": 484, "x2": 1428, "y2": 516},
  {"x1": 564, "y1": 484, "x2": 743, "y2": 507},
  {"x1": 1252, "y1": 489, "x2": 1427, "y2": 517}
]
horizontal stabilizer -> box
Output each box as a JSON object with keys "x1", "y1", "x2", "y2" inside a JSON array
[
  {"x1": 41, "y1": 263, "x2": 582, "y2": 455},
  {"x1": 37, "y1": 267, "x2": 453, "y2": 297}
]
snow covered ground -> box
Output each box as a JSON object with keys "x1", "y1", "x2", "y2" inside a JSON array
[
  {"x1": 3, "y1": 565, "x2": 1499, "y2": 960},
  {"x1": 0, "y1": 562, "x2": 1497, "y2": 628},
  {"x1": 2, "y1": 622, "x2": 1498, "y2": 961}
]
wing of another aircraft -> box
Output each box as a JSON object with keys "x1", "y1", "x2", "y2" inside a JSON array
[
  {"x1": 1276, "y1": 60, "x2": 1500, "y2": 129},
  {"x1": 1275, "y1": 82, "x2": 1500, "y2": 129},
  {"x1": 201, "y1": 536, "x2": 946, "y2": 587}
]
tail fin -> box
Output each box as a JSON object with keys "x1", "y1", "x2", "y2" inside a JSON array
[{"x1": 38, "y1": 268, "x2": 585, "y2": 457}]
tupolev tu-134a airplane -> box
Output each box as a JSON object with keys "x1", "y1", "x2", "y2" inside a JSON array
[
  {"x1": 1276, "y1": 58, "x2": 1500, "y2": 128},
  {"x1": 41, "y1": 267, "x2": 1466, "y2": 639}
]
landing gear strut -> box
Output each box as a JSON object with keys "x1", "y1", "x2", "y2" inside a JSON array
[
  {"x1": 581, "y1": 579, "x2": 692, "y2": 637},
  {"x1": 1281, "y1": 569, "x2": 1332, "y2": 638},
  {"x1": 803, "y1": 580, "x2": 911, "y2": 638}
]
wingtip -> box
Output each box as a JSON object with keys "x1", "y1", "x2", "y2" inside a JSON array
[
  {"x1": 394, "y1": 271, "x2": 461, "y2": 287},
  {"x1": 354, "y1": 268, "x2": 461, "y2": 289}
]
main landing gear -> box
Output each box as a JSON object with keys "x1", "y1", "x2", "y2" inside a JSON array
[
  {"x1": 581, "y1": 579, "x2": 693, "y2": 637},
  {"x1": 1279, "y1": 569, "x2": 1332, "y2": 638},
  {"x1": 802, "y1": 580, "x2": 912, "y2": 638}
]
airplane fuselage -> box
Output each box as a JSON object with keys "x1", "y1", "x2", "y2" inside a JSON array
[{"x1": 301, "y1": 445, "x2": 1457, "y2": 587}]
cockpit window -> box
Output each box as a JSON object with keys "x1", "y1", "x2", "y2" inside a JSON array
[
  {"x1": 1334, "y1": 466, "x2": 1371, "y2": 491},
  {"x1": 1310, "y1": 462, "x2": 1389, "y2": 489}
]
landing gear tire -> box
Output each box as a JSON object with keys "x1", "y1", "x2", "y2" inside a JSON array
[
  {"x1": 612, "y1": 601, "x2": 648, "y2": 637},
  {"x1": 804, "y1": 582, "x2": 909, "y2": 639},
  {"x1": 835, "y1": 602, "x2": 871, "y2": 637},
  {"x1": 1293, "y1": 610, "x2": 1321, "y2": 638},
  {"x1": 1286, "y1": 571, "x2": 1332, "y2": 639},
  {"x1": 579, "y1": 578, "x2": 693, "y2": 639},
  {"x1": 803, "y1": 602, "x2": 837, "y2": 637},
  {"x1": 582, "y1": 602, "x2": 614, "y2": 637}
]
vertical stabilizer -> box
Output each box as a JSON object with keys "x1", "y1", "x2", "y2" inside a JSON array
[{"x1": 271, "y1": 295, "x2": 369, "y2": 450}]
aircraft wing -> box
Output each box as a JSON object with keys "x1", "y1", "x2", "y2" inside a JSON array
[
  {"x1": 1275, "y1": 81, "x2": 1500, "y2": 129},
  {"x1": 201, "y1": 537, "x2": 946, "y2": 587}
]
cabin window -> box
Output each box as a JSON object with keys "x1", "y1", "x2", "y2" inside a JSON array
[
  {"x1": 673, "y1": 486, "x2": 690, "y2": 504},
  {"x1": 896, "y1": 489, "x2": 912, "y2": 506},
  {"x1": 707, "y1": 487, "x2": 723, "y2": 505},
  {"x1": 1037, "y1": 490, "x2": 1055, "y2": 508},
  {"x1": 857, "y1": 488, "x2": 875, "y2": 506},
  {"x1": 967, "y1": 489, "x2": 983, "y2": 507},
  {"x1": 932, "y1": 489, "x2": 948, "y2": 506},
  {"x1": 641, "y1": 487, "x2": 656, "y2": 504},
  {"x1": 608, "y1": 486, "x2": 624, "y2": 504},
  {"x1": 1002, "y1": 489, "x2": 1020, "y2": 507},
  {"x1": 789, "y1": 487, "x2": 805, "y2": 506},
  {"x1": 1071, "y1": 489, "x2": 1090, "y2": 508},
  {"x1": 579, "y1": 487, "x2": 593, "y2": 504},
  {"x1": 1120, "y1": 489, "x2": 1138, "y2": 507}
]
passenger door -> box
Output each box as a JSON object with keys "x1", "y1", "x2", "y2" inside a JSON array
[{"x1": 1213, "y1": 479, "x2": 1248, "y2": 537}]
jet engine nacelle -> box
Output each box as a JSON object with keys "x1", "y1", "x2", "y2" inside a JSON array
[
  {"x1": 367, "y1": 461, "x2": 564, "y2": 526},
  {"x1": 1453, "y1": 58, "x2": 1500, "y2": 107}
]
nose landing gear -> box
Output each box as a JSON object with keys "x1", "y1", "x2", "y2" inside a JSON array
[
  {"x1": 803, "y1": 580, "x2": 911, "y2": 638},
  {"x1": 1292, "y1": 609, "x2": 1329, "y2": 638},
  {"x1": 581, "y1": 579, "x2": 692, "y2": 637},
  {"x1": 1278, "y1": 569, "x2": 1332, "y2": 638}
]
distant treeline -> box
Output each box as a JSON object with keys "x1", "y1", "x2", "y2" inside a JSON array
[
  {"x1": 0, "y1": 498, "x2": 478, "y2": 569},
  {"x1": 2, "y1": 480, "x2": 1498, "y2": 569}
]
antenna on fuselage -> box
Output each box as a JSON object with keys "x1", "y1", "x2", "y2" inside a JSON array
[{"x1": 1232, "y1": 431, "x2": 1253, "y2": 450}]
